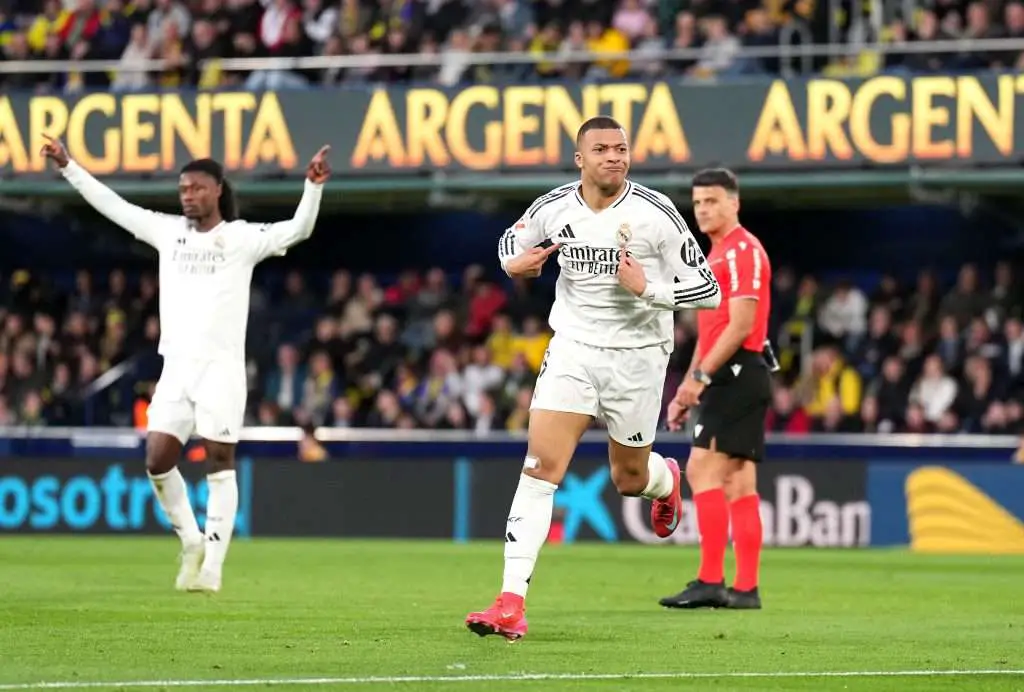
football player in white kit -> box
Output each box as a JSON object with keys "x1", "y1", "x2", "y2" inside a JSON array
[
  {"x1": 41, "y1": 134, "x2": 330, "y2": 594},
  {"x1": 466, "y1": 116, "x2": 721, "y2": 640}
]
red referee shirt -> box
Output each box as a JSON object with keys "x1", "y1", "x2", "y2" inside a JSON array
[{"x1": 697, "y1": 226, "x2": 772, "y2": 361}]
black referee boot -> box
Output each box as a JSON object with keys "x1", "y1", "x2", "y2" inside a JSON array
[
  {"x1": 659, "y1": 580, "x2": 729, "y2": 609},
  {"x1": 725, "y1": 586, "x2": 762, "y2": 610}
]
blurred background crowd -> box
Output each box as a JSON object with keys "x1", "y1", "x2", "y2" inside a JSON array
[
  {"x1": 2, "y1": 0, "x2": 1022, "y2": 92},
  {"x1": 1, "y1": 260, "x2": 1021, "y2": 443}
]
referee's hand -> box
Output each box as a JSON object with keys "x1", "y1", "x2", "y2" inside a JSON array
[{"x1": 666, "y1": 397, "x2": 689, "y2": 431}]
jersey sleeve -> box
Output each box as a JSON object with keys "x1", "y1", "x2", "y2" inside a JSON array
[
  {"x1": 61, "y1": 160, "x2": 177, "y2": 248},
  {"x1": 726, "y1": 243, "x2": 766, "y2": 300},
  {"x1": 640, "y1": 197, "x2": 720, "y2": 311},
  {"x1": 497, "y1": 202, "x2": 552, "y2": 274},
  {"x1": 241, "y1": 179, "x2": 324, "y2": 262}
]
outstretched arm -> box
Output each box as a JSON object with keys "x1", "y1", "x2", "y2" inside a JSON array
[
  {"x1": 245, "y1": 145, "x2": 331, "y2": 263},
  {"x1": 43, "y1": 135, "x2": 171, "y2": 248}
]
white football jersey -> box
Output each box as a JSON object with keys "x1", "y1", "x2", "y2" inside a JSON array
[
  {"x1": 498, "y1": 180, "x2": 720, "y2": 349},
  {"x1": 61, "y1": 160, "x2": 323, "y2": 363}
]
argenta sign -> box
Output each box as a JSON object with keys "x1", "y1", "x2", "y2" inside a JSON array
[{"x1": 1, "y1": 74, "x2": 1021, "y2": 179}]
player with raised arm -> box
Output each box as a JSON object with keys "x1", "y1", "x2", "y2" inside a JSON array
[
  {"x1": 659, "y1": 168, "x2": 773, "y2": 611},
  {"x1": 465, "y1": 116, "x2": 721, "y2": 641},
  {"x1": 41, "y1": 134, "x2": 331, "y2": 594}
]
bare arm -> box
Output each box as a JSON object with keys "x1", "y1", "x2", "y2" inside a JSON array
[{"x1": 696, "y1": 299, "x2": 757, "y2": 376}]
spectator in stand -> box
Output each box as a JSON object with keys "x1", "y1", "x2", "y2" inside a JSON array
[
  {"x1": 800, "y1": 345, "x2": 862, "y2": 425},
  {"x1": 765, "y1": 385, "x2": 811, "y2": 434},
  {"x1": 909, "y1": 354, "x2": 959, "y2": 425},
  {"x1": 818, "y1": 279, "x2": 869, "y2": 353},
  {"x1": 941, "y1": 264, "x2": 990, "y2": 330}
]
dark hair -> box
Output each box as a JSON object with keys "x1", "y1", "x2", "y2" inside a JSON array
[
  {"x1": 180, "y1": 158, "x2": 239, "y2": 221},
  {"x1": 692, "y1": 167, "x2": 740, "y2": 194},
  {"x1": 575, "y1": 116, "x2": 624, "y2": 147}
]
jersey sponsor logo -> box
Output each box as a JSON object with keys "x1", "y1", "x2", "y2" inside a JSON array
[
  {"x1": 561, "y1": 245, "x2": 621, "y2": 275},
  {"x1": 171, "y1": 247, "x2": 227, "y2": 275},
  {"x1": 681, "y1": 235, "x2": 704, "y2": 268}
]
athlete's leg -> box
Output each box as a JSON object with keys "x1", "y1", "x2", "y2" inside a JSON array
[
  {"x1": 685, "y1": 441, "x2": 735, "y2": 584},
  {"x1": 145, "y1": 363, "x2": 205, "y2": 590},
  {"x1": 466, "y1": 409, "x2": 592, "y2": 640},
  {"x1": 505, "y1": 409, "x2": 593, "y2": 592},
  {"x1": 601, "y1": 344, "x2": 680, "y2": 538},
  {"x1": 724, "y1": 460, "x2": 762, "y2": 605},
  {"x1": 467, "y1": 336, "x2": 596, "y2": 640},
  {"x1": 189, "y1": 361, "x2": 247, "y2": 593},
  {"x1": 146, "y1": 432, "x2": 203, "y2": 550}
]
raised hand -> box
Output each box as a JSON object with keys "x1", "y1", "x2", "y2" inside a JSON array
[
  {"x1": 307, "y1": 145, "x2": 331, "y2": 184},
  {"x1": 40, "y1": 134, "x2": 69, "y2": 169}
]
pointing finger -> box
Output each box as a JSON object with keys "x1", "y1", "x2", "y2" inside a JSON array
[
  {"x1": 315, "y1": 145, "x2": 331, "y2": 160},
  {"x1": 543, "y1": 243, "x2": 561, "y2": 256}
]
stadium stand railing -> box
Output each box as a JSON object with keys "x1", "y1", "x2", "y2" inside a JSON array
[{"x1": 5, "y1": 38, "x2": 1024, "y2": 75}]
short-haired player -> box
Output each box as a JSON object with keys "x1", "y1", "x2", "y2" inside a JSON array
[
  {"x1": 660, "y1": 168, "x2": 773, "y2": 611},
  {"x1": 465, "y1": 117, "x2": 721, "y2": 640}
]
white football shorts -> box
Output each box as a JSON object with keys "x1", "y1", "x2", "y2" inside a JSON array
[
  {"x1": 530, "y1": 334, "x2": 671, "y2": 447},
  {"x1": 146, "y1": 357, "x2": 247, "y2": 444}
]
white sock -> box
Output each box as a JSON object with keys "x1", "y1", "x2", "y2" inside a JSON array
[
  {"x1": 501, "y1": 473, "x2": 557, "y2": 598},
  {"x1": 640, "y1": 451, "x2": 674, "y2": 500},
  {"x1": 202, "y1": 469, "x2": 238, "y2": 575},
  {"x1": 148, "y1": 467, "x2": 202, "y2": 547}
]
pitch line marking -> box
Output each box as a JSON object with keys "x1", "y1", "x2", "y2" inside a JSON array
[{"x1": 0, "y1": 669, "x2": 1022, "y2": 689}]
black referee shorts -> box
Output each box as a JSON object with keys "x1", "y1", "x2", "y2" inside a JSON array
[{"x1": 692, "y1": 349, "x2": 772, "y2": 463}]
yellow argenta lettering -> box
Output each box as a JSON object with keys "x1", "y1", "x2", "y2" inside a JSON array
[
  {"x1": 349, "y1": 83, "x2": 689, "y2": 170},
  {"x1": 351, "y1": 90, "x2": 408, "y2": 167},
  {"x1": 0, "y1": 92, "x2": 296, "y2": 175},
  {"x1": 748, "y1": 75, "x2": 1022, "y2": 164},
  {"x1": 503, "y1": 86, "x2": 545, "y2": 167},
  {"x1": 848, "y1": 76, "x2": 908, "y2": 164},
  {"x1": 406, "y1": 88, "x2": 449, "y2": 167},
  {"x1": 242, "y1": 92, "x2": 297, "y2": 169},
  {"x1": 912, "y1": 76, "x2": 956, "y2": 159},
  {"x1": 632, "y1": 83, "x2": 688, "y2": 162},
  {"x1": 29, "y1": 96, "x2": 67, "y2": 169},
  {"x1": 447, "y1": 86, "x2": 501, "y2": 170},
  {"x1": 748, "y1": 81, "x2": 808, "y2": 160},
  {"x1": 0, "y1": 96, "x2": 30, "y2": 171},
  {"x1": 955, "y1": 74, "x2": 1016, "y2": 158},
  {"x1": 122, "y1": 94, "x2": 161, "y2": 171},
  {"x1": 162, "y1": 93, "x2": 212, "y2": 169},
  {"x1": 65, "y1": 94, "x2": 119, "y2": 174},
  {"x1": 806, "y1": 79, "x2": 853, "y2": 160}
]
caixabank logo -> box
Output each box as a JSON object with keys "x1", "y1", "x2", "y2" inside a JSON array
[
  {"x1": 0, "y1": 459, "x2": 253, "y2": 536},
  {"x1": 474, "y1": 460, "x2": 871, "y2": 547},
  {"x1": 868, "y1": 463, "x2": 1024, "y2": 554}
]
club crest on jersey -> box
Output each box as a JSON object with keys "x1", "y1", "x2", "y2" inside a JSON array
[
  {"x1": 616, "y1": 223, "x2": 632, "y2": 247},
  {"x1": 214, "y1": 235, "x2": 225, "y2": 249}
]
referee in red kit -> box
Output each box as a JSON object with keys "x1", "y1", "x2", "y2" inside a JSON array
[{"x1": 661, "y1": 168, "x2": 773, "y2": 611}]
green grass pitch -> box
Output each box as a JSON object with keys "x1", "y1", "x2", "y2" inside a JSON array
[{"x1": 0, "y1": 537, "x2": 1022, "y2": 691}]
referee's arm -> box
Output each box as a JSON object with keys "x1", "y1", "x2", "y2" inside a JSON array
[{"x1": 695, "y1": 299, "x2": 757, "y2": 377}]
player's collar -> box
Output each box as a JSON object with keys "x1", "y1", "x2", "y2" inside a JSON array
[{"x1": 574, "y1": 181, "x2": 632, "y2": 212}]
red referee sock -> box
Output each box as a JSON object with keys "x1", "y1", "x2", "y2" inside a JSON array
[
  {"x1": 694, "y1": 488, "x2": 729, "y2": 584},
  {"x1": 730, "y1": 494, "x2": 763, "y2": 592}
]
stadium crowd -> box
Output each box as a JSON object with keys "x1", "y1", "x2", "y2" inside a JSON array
[
  {"x1": 1, "y1": 0, "x2": 1022, "y2": 91},
  {"x1": 1, "y1": 261, "x2": 1022, "y2": 455}
]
